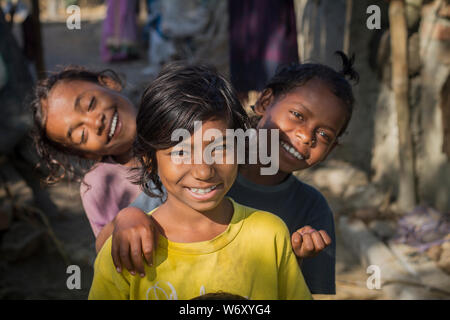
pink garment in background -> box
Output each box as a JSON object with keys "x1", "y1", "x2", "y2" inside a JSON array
[
  {"x1": 101, "y1": 0, "x2": 138, "y2": 62},
  {"x1": 80, "y1": 158, "x2": 141, "y2": 237}
]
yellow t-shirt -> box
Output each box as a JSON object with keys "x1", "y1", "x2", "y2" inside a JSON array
[{"x1": 88, "y1": 198, "x2": 312, "y2": 300}]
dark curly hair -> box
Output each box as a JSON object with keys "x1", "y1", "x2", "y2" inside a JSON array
[
  {"x1": 251, "y1": 51, "x2": 359, "y2": 137},
  {"x1": 133, "y1": 62, "x2": 250, "y2": 199},
  {"x1": 29, "y1": 65, "x2": 125, "y2": 185}
]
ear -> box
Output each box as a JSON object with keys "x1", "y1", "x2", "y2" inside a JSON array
[
  {"x1": 254, "y1": 88, "x2": 274, "y2": 116},
  {"x1": 98, "y1": 75, "x2": 123, "y2": 92}
]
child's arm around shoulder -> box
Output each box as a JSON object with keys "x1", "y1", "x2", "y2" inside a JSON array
[{"x1": 110, "y1": 206, "x2": 158, "y2": 277}]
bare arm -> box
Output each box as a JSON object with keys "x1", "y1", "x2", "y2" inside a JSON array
[{"x1": 96, "y1": 220, "x2": 115, "y2": 253}]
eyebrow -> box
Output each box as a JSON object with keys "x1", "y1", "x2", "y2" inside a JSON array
[{"x1": 171, "y1": 134, "x2": 231, "y2": 149}]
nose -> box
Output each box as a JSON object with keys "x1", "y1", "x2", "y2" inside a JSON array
[
  {"x1": 83, "y1": 112, "x2": 105, "y2": 135},
  {"x1": 191, "y1": 163, "x2": 215, "y2": 181},
  {"x1": 295, "y1": 126, "x2": 314, "y2": 146}
]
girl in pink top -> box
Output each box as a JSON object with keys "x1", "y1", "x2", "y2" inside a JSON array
[{"x1": 30, "y1": 66, "x2": 140, "y2": 247}]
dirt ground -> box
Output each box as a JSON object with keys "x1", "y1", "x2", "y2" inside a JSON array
[{"x1": 0, "y1": 17, "x2": 388, "y2": 300}]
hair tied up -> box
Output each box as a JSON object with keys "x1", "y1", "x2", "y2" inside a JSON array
[{"x1": 335, "y1": 51, "x2": 359, "y2": 84}]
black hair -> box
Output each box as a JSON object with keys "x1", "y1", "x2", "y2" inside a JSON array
[
  {"x1": 255, "y1": 51, "x2": 359, "y2": 137},
  {"x1": 133, "y1": 62, "x2": 250, "y2": 198},
  {"x1": 30, "y1": 65, "x2": 124, "y2": 184},
  {"x1": 191, "y1": 291, "x2": 248, "y2": 300}
]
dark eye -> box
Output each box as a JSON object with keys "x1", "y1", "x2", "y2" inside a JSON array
[
  {"x1": 317, "y1": 130, "x2": 331, "y2": 142},
  {"x1": 171, "y1": 150, "x2": 188, "y2": 157},
  {"x1": 213, "y1": 144, "x2": 227, "y2": 152},
  {"x1": 291, "y1": 111, "x2": 304, "y2": 120}
]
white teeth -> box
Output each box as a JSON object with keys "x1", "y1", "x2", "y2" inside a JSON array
[
  {"x1": 281, "y1": 141, "x2": 304, "y2": 161},
  {"x1": 109, "y1": 112, "x2": 118, "y2": 138},
  {"x1": 189, "y1": 185, "x2": 217, "y2": 194}
]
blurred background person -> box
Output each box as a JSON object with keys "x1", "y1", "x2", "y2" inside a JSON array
[
  {"x1": 101, "y1": 0, "x2": 139, "y2": 62},
  {"x1": 228, "y1": 0, "x2": 299, "y2": 106}
]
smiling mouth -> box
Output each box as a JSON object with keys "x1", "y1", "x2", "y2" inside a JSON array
[
  {"x1": 107, "y1": 110, "x2": 119, "y2": 143},
  {"x1": 188, "y1": 184, "x2": 219, "y2": 195},
  {"x1": 280, "y1": 140, "x2": 304, "y2": 161}
]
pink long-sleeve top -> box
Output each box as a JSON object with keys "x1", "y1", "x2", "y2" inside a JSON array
[{"x1": 80, "y1": 158, "x2": 141, "y2": 237}]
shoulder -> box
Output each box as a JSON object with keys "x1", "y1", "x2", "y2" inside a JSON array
[
  {"x1": 291, "y1": 176, "x2": 328, "y2": 202},
  {"x1": 90, "y1": 236, "x2": 132, "y2": 298},
  {"x1": 95, "y1": 236, "x2": 115, "y2": 276},
  {"x1": 80, "y1": 161, "x2": 134, "y2": 195},
  {"x1": 289, "y1": 176, "x2": 332, "y2": 212}
]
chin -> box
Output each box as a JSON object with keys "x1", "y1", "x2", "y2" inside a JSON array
[
  {"x1": 185, "y1": 198, "x2": 224, "y2": 213},
  {"x1": 189, "y1": 200, "x2": 222, "y2": 211},
  {"x1": 278, "y1": 161, "x2": 309, "y2": 174}
]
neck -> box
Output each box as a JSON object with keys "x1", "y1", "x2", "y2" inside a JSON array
[
  {"x1": 239, "y1": 162, "x2": 289, "y2": 186},
  {"x1": 153, "y1": 195, "x2": 233, "y2": 242}
]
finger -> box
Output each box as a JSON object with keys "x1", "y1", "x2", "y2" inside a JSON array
[
  {"x1": 311, "y1": 231, "x2": 326, "y2": 252},
  {"x1": 298, "y1": 225, "x2": 314, "y2": 235},
  {"x1": 119, "y1": 240, "x2": 135, "y2": 276},
  {"x1": 318, "y1": 230, "x2": 332, "y2": 246},
  {"x1": 130, "y1": 232, "x2": 146, "y2": 277},
  {"x1": 291, "y1": 231, "x2": 303, "y2": 256},
  {"x1": 111, "y1": 235, "x2": 122, "y2": 273},
  {"x1": 141, "y1": 227, "x2": 154, "y2": 267},
  {"x1": 301, "y1": 233, "x2": 315, "y2": 253}
]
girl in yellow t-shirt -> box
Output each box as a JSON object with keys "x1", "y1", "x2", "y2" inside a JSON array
[{"x1": 88, "y1": 62, "x2": 311, "y2": 300}]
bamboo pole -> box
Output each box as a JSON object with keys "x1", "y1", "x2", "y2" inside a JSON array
[
  {"x1": 343, "y1": 0, "x2": 353, "y2": 55},
  {"x1": 389, "y1": 0, "x2": 417, "y2": 212}
]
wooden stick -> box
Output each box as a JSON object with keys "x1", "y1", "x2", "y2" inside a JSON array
[
  {"x1": 389, "y1": 0, "x2": 417, "y2": 212},
  {"x1": 343, "y1": 0, "x2": 353, "y2": 55}
]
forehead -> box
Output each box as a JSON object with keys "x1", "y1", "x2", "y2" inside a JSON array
[
  {"x1": 199, "y1": 118, "x2": 229, "y2": 132},
  {"x1": 45, "y1": 80, "x2": 99, "y2": 112},
  {"x1": 168, "y1": 118, "x2": 231, "y2": 149},
  {"x1": 286, "y1": 78, "x2": 345, "y2": 107},
  {"x1": 190, "y1": 118, "x2": 230, "y2": 142},
  {"x1": 43, "y1": 80, "x2": 95, "y2": 144},
  {"x1": 278, "y1": 78, "x2": 348, "y2": 126}
]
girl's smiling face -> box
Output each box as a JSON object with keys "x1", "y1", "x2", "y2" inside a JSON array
[
  {"x1": 156, "y1": 119, "x2": 238, "y2": 213},
  {"x1": 255, "y1": 78, "x2": 349, "y2": 173},
  {"x1": 43, "y1": 79, "x2": 137, "y2": 160}
]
